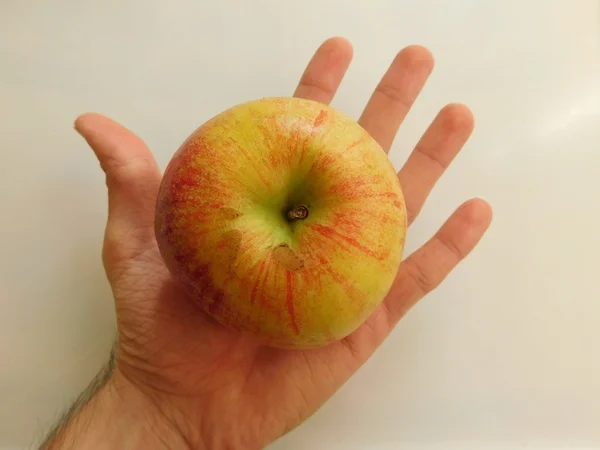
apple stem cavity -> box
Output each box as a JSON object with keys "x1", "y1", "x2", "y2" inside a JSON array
[{"x1": 286, "y1": 205, "x2": 309, "y2": 221}]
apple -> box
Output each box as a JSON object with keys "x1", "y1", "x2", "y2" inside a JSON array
[{"x1": 155, "y1": 97, "x2": 407, "y2": 349}]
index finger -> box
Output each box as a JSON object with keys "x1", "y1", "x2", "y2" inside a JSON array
[{"x1": 293, "y1": 37, "x2": 353, "y2": 104}]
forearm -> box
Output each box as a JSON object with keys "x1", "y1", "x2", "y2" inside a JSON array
[{"x1": 39, "y1": 351, "x2": 190, "y2": 450}]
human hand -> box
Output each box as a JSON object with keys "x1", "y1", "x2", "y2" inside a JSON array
[{"x1": 51, "y1": 37, "x2": 492, "y2": 449}]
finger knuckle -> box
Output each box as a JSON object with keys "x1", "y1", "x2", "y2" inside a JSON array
[
  {"x1": 376, "y1": 84, "x2": 410, "y2": 109},
  {"x1": 405, "y1": 259, "x2": 439, "y2": 294}
]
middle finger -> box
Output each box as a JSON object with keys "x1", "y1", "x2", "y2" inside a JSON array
[{"x1": 358, "y1": 45, "x2": 434, "y2": 153}]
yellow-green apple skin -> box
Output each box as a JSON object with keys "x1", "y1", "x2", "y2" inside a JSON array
[{"x1": 155, "y1": 97, "x2": 407, "y2": 349}]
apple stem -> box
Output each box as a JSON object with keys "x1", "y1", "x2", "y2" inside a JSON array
[{"x1": 287, "y1": 205, "x2": 309, "y2": 221}]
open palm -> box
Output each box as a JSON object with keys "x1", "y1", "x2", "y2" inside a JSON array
[{"x1": 76, "y1": 38, "x2": 492, "y2": 449}]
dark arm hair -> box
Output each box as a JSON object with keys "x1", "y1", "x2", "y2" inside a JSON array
[{"x1": 37, "y1": 345, "x2": 117, "y2": 450}]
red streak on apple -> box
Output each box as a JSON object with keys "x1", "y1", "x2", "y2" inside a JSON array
[
  {"x1": 250, "y1": 261, "x2": 266, "y2": 305},
  {"x1": 286, "y1": 271, "x2": 300, "y2": 335},
  {"x1": 313, "y1": 109, "x2": 328, "y2": 128},
  {"x1": 301, "y1": 238, "x2": 362, "y2": 303},
  {"x1": 258, "y1": 263, "x2": 271, "y2": 308},
  {"x1": 310, "y1": 224, "x2": 388, "y2": 261}
]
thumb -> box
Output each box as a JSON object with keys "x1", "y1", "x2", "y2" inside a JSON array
[{"x1": 75, "y1": 113, "x2": 161, "y2": 271}]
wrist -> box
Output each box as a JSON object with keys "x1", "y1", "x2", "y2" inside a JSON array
[
  {"x1": 105, "y1": 370, "x2": 193, "y2": 449},
  {"x1": 41, "y1": 367, "x2": 191, "y2": 450}
]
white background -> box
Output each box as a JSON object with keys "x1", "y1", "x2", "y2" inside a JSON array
[{"x1": 1, "y1": 0, "x2": 599, "y2": 448}]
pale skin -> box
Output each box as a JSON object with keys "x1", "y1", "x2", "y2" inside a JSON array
[{"x1": 42, "y1": 38, "x2": 492, "y2": 449}]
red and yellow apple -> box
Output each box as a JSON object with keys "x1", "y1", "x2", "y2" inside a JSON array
[{"x1": 154, "y1": 97, "x2": 407, "y2": 349}]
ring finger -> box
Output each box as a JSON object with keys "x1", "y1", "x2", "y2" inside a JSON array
[{"x1": 399, "y1": 103, "x2": 475, "y2": 225}]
